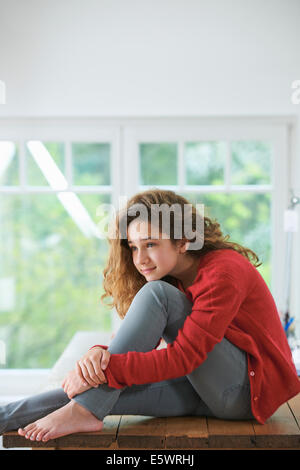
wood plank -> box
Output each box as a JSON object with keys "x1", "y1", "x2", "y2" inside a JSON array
[
  {"x1": 2, "y1": 415, "x2": 120, "y2": 450},
  {"x1": 32, "y1": 447, "x2": 57, "y2": 450},
  {"x1": 55, "y1": 415, "x2": 121, "y2": 449},
  {"x1": 117, "y1": 415, "x2": 166, "y2": 449},
  {"x1": 288, "y1": 392, "x2": 300, "y2": 427},
  {"x1": 253, "y1": 402, "x2": 300, "y2": 448},
  {"x1": 53, "y1": 446, "x2": 119, "y2": 450},
  {"x1": 3, "y1": 431, "x2": 59, "y2": 449},
  {"x1": 207, "y1": 417, "x2": 256, "y2": 448},
  {"x1": 4, "y1": 398, "x2": 300, "y2": 450},
  {"x1": 165, "y1": 416, "x2": 208, "y2": 449}
]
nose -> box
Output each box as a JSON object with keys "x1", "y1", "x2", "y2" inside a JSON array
[{"x1": 135, "y1": 248, "x2": 150, "y2": 266}]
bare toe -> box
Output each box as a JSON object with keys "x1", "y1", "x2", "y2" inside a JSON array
[
  {"x1": 29, "y1": 427, "x2": 41, "y2": 441},
  {"x1": 35, "y1": 429, "x2": 45, "y2": 441},
  {"x1": 41, "y1": 431, "x2": 52, "y2": 442},
  {"x1": 25, "y1": 423, "x2": 38, "y2": 439},
  {"x1": 22, "y1": 422, "x2": 35, "y2": 434}
]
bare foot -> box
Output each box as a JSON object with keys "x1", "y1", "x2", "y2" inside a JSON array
[{"x1": 17, "y1": 400, "x2": 103, "y2": 442}]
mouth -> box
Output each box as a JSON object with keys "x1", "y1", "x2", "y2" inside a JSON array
[{"x1": 141, "y1": 267, "x2": 156, "y2": 274}]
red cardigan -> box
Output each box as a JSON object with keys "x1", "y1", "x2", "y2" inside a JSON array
[{"x1": 94, "y1": 249, "x2": 300, "y2": 424}]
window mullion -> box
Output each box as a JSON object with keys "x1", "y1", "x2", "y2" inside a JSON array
[
  {"x1": 19, "y1": 141, "x2": 26, "y2": 190},
  {"x1": 111, "y1": 126, "x2": 123, "y2": 210},
  {"x1": 65, "y1": 141, "x2": 72, "y2": 189},
  {"x1": 123, "y1": 127, "x2": 139, "y2": 197},
  {"x1": 224, "y1": 141, "x2": 231, "y2": 191},
  {"x1": 178, "y1": 140, "x2": 185, "y2": 191}
]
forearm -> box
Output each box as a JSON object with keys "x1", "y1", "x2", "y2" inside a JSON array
[
  {"x1": 103, "y1": 273, "x2": 243, "y2": 389},
  {"x1": 104, "y1": 330, "x2": 208, "y2": 389}
]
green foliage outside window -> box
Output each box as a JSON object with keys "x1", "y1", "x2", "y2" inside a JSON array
[
  {"x1": 0, "y1": 139, "x2": 272, "y2": 368},
  {"x1": 0, "y1": 193, "x2": 112, "y2": 368}
]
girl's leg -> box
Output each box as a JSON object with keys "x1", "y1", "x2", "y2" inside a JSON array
[
  {"x1": 0, "y1": 279, "x2": 197, "y2": 435},
  {"x1": 0, "y1": 279, "x2": 191, "y2": 435},
  {"x1": 106, "y1": 376, "x2": 214, "y2": 418},
  {"x1": 0, "y1": 389, "x2": 69, "y2": 435},
  {"x1": 73, "y1": 279, "x2": 196, "y2": 419},
  {"x1": 74, "y1": 280, "x2": 253, "y2": 421},
  {"x1": 0, "y1": 279, "x2": 253, "y2": 436}
]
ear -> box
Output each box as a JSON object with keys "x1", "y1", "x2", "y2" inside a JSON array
[{"x1": 177, "y1": 239, "x2": 189, "y2": 254}]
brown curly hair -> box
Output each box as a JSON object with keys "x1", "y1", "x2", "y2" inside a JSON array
[{"x1": 100, "y1": 188, "x2": 261, "y2": 319}]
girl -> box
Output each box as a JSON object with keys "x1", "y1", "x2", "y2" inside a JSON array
[{"x1": 1, "y1": 189, "x2": 299, "y2": 443}]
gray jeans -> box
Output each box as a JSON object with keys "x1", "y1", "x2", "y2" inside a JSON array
[{"x1": 0, "y1": 280, "x2": 253, "y2": 434}]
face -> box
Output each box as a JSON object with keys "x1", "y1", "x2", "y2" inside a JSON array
[{"x1": 127, "y1": 219, "x2": 186, "y2": 280}]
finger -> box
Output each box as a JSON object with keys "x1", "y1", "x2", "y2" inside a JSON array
[
  {"x1": 101, "y1": 351, "x2": 111, "y2": 370},
  {"x1": 76, "y1": 361, "x2": 89, "y2": 386},
  {"x1": 62, "y1": 376, "x2": 70, "y2": 388},
  {"x1": 84, "y1": 359, "x2": 102, "y2": 386},
  {"x1": 92, "y1": 357, "x2": 107, "y2": 383},
  {"x1": 80, "y1": 360, "x2": 99, "y2": 387}
]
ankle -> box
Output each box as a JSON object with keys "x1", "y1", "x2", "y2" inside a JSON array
[{"x1": 70, "y1": 400, "x2": 100, "y2": 421}]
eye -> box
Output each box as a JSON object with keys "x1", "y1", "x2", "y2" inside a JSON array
[
  {"x1": 128, "y1": 242, "x2": 156, "y2": 251},
  {"x1": 129, "y1": 245, "x2": 136, "y2": 251}
]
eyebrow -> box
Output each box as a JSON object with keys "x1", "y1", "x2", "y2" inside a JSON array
[{"x1": 127, "y1": 237, "x2": 154, "y2": 245}]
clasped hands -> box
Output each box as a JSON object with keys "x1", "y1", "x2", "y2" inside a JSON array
[{"x1": 62, "y1": 346, "x2": 111, "y2": 399}]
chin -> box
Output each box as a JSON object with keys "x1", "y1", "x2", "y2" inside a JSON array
[
  {"x1": 143, "y1": 269, "x2": 160, "y2": 279},
  {"x1": 145, "y1": 272, "x2": 159, "y2": 279},
  {"x1": 147, "y1": 272, "x2": 169, "y2": 281}
]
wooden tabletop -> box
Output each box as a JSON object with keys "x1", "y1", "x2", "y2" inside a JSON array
[
  {"x1": 3, "y1": 331, "x2": 300, "y2": 450},
  {"x1": 3, "y1": 393, "x2": 300, "y2": 450}
]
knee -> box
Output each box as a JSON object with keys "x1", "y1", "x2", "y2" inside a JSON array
[
  {"x1": 138, "y1": 279, "x2": 190, "y2": 306},
  {"x1": 135, "y1": 280, "x2": 170, "y2": 308},
  {"x1": 139, "y1": 280, "x2": 165, "y2": 294}
]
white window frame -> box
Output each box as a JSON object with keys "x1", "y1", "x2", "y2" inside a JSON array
[
  {"x1": 0, "y1": 118, "x2": 123, "y2": 205},
  {"x1": 122, "y1": 116, "x2": 293, "y2": 309},
  {"x1": 0, "y1": 116, "x2": 295, "y2": 392},
  {"x1": 0, "y1": 118, "x2": 123, "y2": 393}
]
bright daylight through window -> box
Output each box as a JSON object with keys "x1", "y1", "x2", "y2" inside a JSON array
[{"x1": 0, "y1": 132, "x2": 273, "y2": 369}]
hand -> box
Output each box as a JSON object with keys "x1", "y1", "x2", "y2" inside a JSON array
[
  {"x1": 75, "y1": 347, "x2": 111, "y2": 387},
  {"x1": 62, "y1": 369, "x2": 92, "y2": 399}
]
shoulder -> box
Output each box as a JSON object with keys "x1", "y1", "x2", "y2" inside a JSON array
[
  {"x1": 198, "y1": 249, "x2": 257, "y2": 285},
  {"x1": 190, "y1": 249, "x2": 257, "y2": 298},
  {"x1": 202, "y1": 248, "x2": 252, "y2": 269}
]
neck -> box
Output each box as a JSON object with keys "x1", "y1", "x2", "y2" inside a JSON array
[{"x1": 175, "y1": 255, "x2": 200, "y2": 290}]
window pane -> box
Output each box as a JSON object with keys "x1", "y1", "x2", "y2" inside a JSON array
[
  {"x1": 183, "y1": 191, "x2": 271, "y2": 287},
  {"x1": 0, "y1": 193, "x2": 112, "y2": 368},
  {"x1": 139, "y1": 143, "x2": 177, "y2": 185},
  {"x1": 0, "y1": 141, "x2": 19, "y2": 186},
  {"x1": 185, "y1": 142, "x2": 226, "y2": 185},
  {"x1": 72, "y1": 143, "x2": 111, "y2": 185},
  {"x1": 26, "y1": 142, "x2": 65, "y2": 186},
  {"x1": 231, "y1": 141, "x2": 272, "y2": 185}
]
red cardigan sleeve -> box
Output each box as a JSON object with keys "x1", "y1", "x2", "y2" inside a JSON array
[
  {"x1": 103, "y1": 271, "x2": 245, "y2": 389},
  {"x1": 90, "y1": 338, "x2": 162, "y2": 351}
]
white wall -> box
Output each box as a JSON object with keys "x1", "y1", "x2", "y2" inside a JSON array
[
  {"x1": 0, "y1": 0, "x2": 300, "y2": 331},
  {"x1": 0, "y1": 0, "x2": 299, "y2": 117}
]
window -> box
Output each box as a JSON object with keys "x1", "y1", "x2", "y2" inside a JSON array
[
  {"x1": 0, "y1": 117, "x2": 291, "y2": 371},
  {"x1": 123, "y1": 118, "x2": 289, "y2": 313},
  {"x1": 138, "y1": 140, "x2": 272, "y2": 283},
  {"x1": 0, "y1": 122, "x2": 121, "y2": 369}
]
